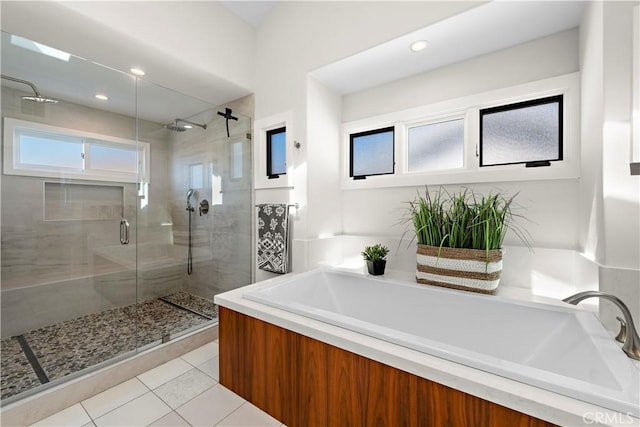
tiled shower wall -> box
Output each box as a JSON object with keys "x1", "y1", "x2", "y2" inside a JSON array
[{"x1": 167, "y1": 96, "x2": 253, "y2": 301}]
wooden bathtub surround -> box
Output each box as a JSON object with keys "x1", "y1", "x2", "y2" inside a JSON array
[{"x1": 219, "y1": 307, "x2": 556, "y2": 427}]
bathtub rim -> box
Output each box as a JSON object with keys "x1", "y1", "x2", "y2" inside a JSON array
[{"x1": 215, "y1": 267, "x2": 640, "y2": 427}]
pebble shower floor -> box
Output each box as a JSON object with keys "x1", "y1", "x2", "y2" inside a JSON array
[{"x1": 0, "y1": 291, "x2": 217, "y2": 400}]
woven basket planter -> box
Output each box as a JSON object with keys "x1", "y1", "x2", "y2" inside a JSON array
[{"x1": 416, "y1": 244, "x2": 503, "y2": 294}]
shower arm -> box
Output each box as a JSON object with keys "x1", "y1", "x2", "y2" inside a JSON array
[{"x1": 1, "y1": 74, "x2": 43, "y2": 97}]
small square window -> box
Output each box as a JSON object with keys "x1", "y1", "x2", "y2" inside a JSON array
[
  {"x1": 266, "y1": 127, "x2": 286, "y2": 178},
  {"x1": 350, "y1": 126, "x2": 394, "y2": 178},
  {"x1": 408, "y1": 119, "x2": 464, "y2": 172},
  {"x1": 480, "y1": 95, "x2": 563, "y2": 167}
]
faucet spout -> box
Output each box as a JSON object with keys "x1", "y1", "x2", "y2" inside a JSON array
[{"x1": 563, "y1": 291, "x2": 640, "y2": 361}]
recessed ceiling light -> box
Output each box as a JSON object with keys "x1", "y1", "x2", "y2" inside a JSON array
[
  {"x1": 130, "y1": 67, "x2": 146, "y2": 76},
  {"x1": 95, "y1": 94, "x2": 109, "y2": 101},
  {"x1": 410, "y1": 40, "x2": 429, "y2": 52}
]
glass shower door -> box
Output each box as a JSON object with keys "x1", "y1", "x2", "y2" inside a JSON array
[{"x1": 0, "y1": 31, "x2": 140, "y2": 402}]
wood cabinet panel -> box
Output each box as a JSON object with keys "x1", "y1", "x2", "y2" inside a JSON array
[{"x1": 219, "y1": 307, "x2": 556, "y2": 427}]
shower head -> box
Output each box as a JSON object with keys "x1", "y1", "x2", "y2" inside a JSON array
[
  {"x1": 1, "y1": 74, "x2": 59, "y2": 103},
  {"x1": 21, "y1": 95, "x2": 59, "y2": 104},
  {"x1": 186, "y1": 189, "x2": 194, "y2": 202},
  {"x1": 165, "y1": 122, "x2": 189, "y2": 132},
  {"x1": 165, "y1": 118, "x2": 207, "y2": 132}
]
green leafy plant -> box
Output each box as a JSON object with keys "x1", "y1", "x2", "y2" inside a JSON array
[
  {"x1": 406, "y1": 188, "x2": 530, "y2": 251},
  {"x1": 361, "y1": 244, "x2": 390, "y2": 262}
]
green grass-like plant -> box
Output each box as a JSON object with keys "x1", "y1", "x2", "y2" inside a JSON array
[
  {"x1": 406, "y1": 188, "x2": 530, "y2": 252},
  {"x1": 361, "y1": 244, "x2": 390, "y2": 261}
]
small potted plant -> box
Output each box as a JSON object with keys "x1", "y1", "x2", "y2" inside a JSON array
[{"x1": 361, "y1": 244, "x2": 390, "y2": 276}]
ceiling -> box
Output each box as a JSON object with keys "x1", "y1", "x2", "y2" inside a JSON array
[
  {"x1": 220, "y1": 1, "x2": 276, "y2": 27},
  {"x1": 311, "y1": 1, "x2": 585, "y2": 94},
  {"x1": 1, "y1": 1, "x2": 585, "y2": 125}
]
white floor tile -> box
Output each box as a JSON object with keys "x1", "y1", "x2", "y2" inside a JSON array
[
  {"x1": 30, "y1": 403, "x2": 91, "y2": 427},
  {"x1": 137, "y1": 358, "x2": 193, "y2": 389},
  {"x1": 153, "y1": 368, "x2": 216, "y2": 409},
  {"x1": 197, "y1": 356, "x2": 219, "y2": 381},
  {"x1": 181, "y1": 341, "x2": 219, "y2": 367},
  {"x1": 81, "y1": 378, "x2": 148, "y2": 419},
  {"x1": 176, "y1": 384, "x2": 244, "y2": 427},
  {"x1": 94, "y1": 392, "x2": 171, "y2": 427},
  {"x1": 216, "y1": 402, "x2": 281, "y2": 427},
  {"x1": 148, "y1": 411, "x2": 191, "y2": 426}
]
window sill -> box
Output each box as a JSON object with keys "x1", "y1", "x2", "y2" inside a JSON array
[{"x1": 342, "y1": 161, "x2": 580, "y2": 190}]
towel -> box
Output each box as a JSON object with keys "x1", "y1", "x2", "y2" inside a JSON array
[{"x1": 257, "y1": 204, "x2": 290, "y2": 274}]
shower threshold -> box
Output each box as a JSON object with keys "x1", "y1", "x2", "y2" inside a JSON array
[{"x1": 0, "y1": 291, "x2": 217, "y2": 403}]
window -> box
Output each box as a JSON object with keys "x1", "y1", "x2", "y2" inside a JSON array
[
  {"x1": 408, "y1": 119, "x2": 464, "y2": 172},
  {"x1": 254, "y1": 111, "x2": 293, "y2": 190},
  {"x1": 3, "y1": 118, "x2": 149, "y2": 183},
  {"x1": 85, "y1": 141, "x2": 137, "y2": 174},
  {"x1": 267, "y1": 127, "x2": 286, "y2": 178},
  {"x1": 480, "y1": 95, "x2": 563, "y2": 167},
  {"x1": 349, "y1": 126, "x2": 395, "y2": 178},
  {"x1": 18, "y1": 129, "x2": 84, "y2": 170},
  {"x1": 190, "y1": 163, "x2": 204, "y2": 189},
  {"x1": 341, "y1": 73, "x2": 579, "y2": 189},
  {"x1": 231, "y1": 141, "x2": 243, "y2": 179}
]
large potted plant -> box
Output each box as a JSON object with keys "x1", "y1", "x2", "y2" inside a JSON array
[
  {"x1": 361, "y1": 244, "x2": 390, "y2": 276},
  {"x1": 406, "y1": 188, "x2": 529, "y2": 294}
]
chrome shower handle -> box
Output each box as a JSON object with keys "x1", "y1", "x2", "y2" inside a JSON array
[{"x1": 120, "y1": 218, "x2": 130, "y2": 245}]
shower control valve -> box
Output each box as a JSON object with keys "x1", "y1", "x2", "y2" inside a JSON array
[{"x1": 199, "y1": 200, "x2": 209, "y2": 216}]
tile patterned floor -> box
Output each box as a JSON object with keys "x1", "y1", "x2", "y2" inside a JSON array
[
  {"x1": 0, "y1": 337, "x2": 42, "y2": 399},
  {"x1": 161, "y1": 291, "x2": 219, "y2": 319},
  {"x1": 29, "y1": 340, "x2": 285, "y2": 427},
  {"x1": 1, "y1": 293, "x2": 217, "y2": 400}
]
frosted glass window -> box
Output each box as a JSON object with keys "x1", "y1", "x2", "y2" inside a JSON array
[
  {"x1": 87, "y1": 143, "x2": 137, "y2": 173},
  {"x1": 408, "y1": 119, "x2": 464, "y2": 172},
  {"x1": 267, "y1": 127, "x2": 286, "y2": 177},
  {"x1": 350, "y1": 126, "x2": 394, "y2": 177},
  {"x1": 19, "y1": 131, "x2": 83, "y2": 169},
  {"x1": 190, "y1": 163, "x2": 204, "y2": 188},
  {"x1": 231, "y1": 141, "x2": 243, "y2": 179},
  {"x1": 480, "y1": 95, "x2": 563, "y2": 167}
]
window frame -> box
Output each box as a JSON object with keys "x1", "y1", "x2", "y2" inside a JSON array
[
  {"x1": 254, "y1": 111, "x2": 294, "y2": 190},
  {"x1": 349, "y1": 125, "x2": 395, "y2": 179},
  {"x1": 266, "y1": 126, "x2": 287, "y2": 178},
  {"x1": 3, "y1": 117, "x2": 150, "y2": 184},
  {"x1": 341, "y1": 72, "x2": 579, "y2": 190},
  {"x1": 479, "y1": 94, "x2": 564, "y2": 168}
]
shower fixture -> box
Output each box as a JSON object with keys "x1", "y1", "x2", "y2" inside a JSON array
[
  {"x1": 165, "y1": 118, "x2": 207, "y2": 132},
  {"x1": 186, "y1": 188, "x2": 195, "y2": 275},
  {"x1": 1, "y1": 74, "x2": 59, "y2": 103},
  {"x1": 217, "y1": 107, "x2": 238, "y2": 137}
]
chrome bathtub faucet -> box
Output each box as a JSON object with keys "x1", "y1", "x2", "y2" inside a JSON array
[{"x1": 563, "y1": 291, "x2": 640, "y2": 361}]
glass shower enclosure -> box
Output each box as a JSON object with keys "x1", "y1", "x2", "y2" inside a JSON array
[{"x1": 0, "y1": 31, "x2": 252, "y2": 403}]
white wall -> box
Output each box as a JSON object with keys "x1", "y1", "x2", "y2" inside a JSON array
[{"x1": 602, "y1": 1, "x2": 640, "y2": 270}]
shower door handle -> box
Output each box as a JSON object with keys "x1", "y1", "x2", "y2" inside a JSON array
[{"x1": 120, "y1": 219, "x2": 130, "y2": 245}]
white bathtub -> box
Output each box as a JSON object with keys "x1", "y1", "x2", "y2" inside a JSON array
[{"x1": 243, "y1": 269, "x2": 640, "y2": 418}]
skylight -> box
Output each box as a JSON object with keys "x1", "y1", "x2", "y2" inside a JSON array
[{"x1": 10, "y1": 35, "x2": 71, "y2": 62}]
